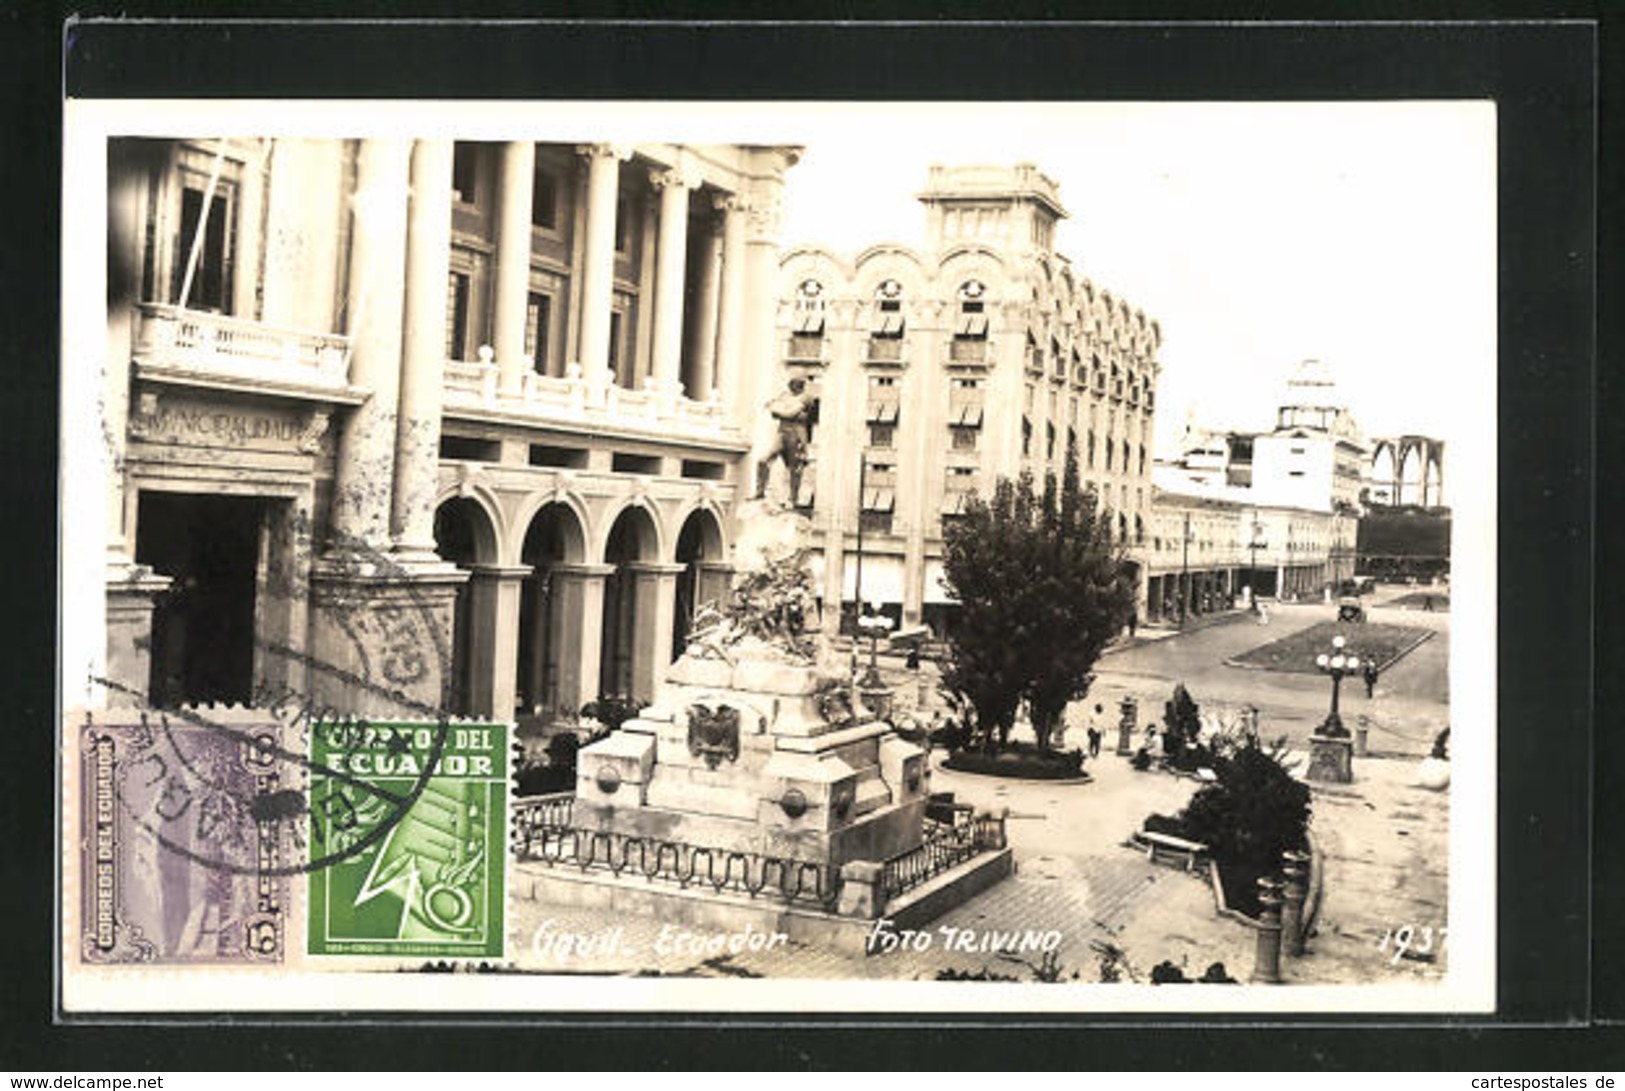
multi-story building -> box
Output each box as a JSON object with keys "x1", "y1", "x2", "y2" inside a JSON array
[
  {"x1": 100, "y1": 135, "x2": 800, "y2": 723},
  {"x1": 1145, "y1": 359, "x2": 1365, "y2": 618},
  {"x1": 777, "y1": 164, "x2": 1161, "y2": 637}
]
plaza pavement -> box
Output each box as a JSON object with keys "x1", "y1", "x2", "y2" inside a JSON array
[{"x1": 506, "y1": 588, "x2": 1452, "y2": 988}]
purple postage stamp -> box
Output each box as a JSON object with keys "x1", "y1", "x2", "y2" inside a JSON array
[{"x1": 78, "y1": 711, "x2": 297, "y2": 965}]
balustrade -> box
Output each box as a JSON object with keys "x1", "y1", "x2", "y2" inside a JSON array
[{"x1": 135, "y1": 303, "x2": 350, "y2": 390}]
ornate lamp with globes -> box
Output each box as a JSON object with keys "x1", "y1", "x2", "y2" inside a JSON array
[{"x1": 1307, "y1": 634, "x2": 1357, "y2": 783}]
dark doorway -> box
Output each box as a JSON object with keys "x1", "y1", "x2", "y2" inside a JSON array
[{"x1": 137, "y1": 492, "x2": 266, "y2": 708}]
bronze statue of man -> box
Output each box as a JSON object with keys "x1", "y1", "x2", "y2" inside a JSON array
[{"x1": 754, "y1": 377, "x2": 818, "y2": 502}]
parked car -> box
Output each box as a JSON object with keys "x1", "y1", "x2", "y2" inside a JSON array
[{"x1": 1337, "y1": 596, "x2": 1366, "y2": 623}]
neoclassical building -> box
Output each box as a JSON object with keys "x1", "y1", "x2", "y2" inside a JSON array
[
  {"x1": 777, "y1": 164, "x2": 1161, "y2": 637},
  {"x1": 101, "y1": 135, "x2": 799, "y2": 723}
]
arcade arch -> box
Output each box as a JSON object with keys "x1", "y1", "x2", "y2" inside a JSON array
[
  {"x1": 599, "y1": 504, "x2": 662, "y2": 702},
  {"x1": 433, "y1": 496, "x2": 499, "y2": 716},
  {"x1": 672, "y1": 506, "x2": 727, "y2": 660},
  {"x1": 514, "y1": 502, "x2": 587, "y2": 723}
]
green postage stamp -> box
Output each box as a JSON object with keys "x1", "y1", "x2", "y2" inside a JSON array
[{"x1": 308, "y1": 721, "x2": 508, "y2": 959}]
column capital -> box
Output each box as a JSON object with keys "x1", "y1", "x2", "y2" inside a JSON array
[
  {"x1": 651, "y1": 166, "x2": 701, "y2": 192},
  {"x1": 576, "y1": 142, "x2": 633, "y2": 162}
]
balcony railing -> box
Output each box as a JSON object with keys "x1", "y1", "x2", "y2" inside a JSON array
[
  {"x1": 443, "y1": 354, "x2": 739, "y2": 441},
  {"x1": 866, "y1": 337, "x2": 904, "y2": 363},
  {"x1": 134, "y1": 303, "x2": 350, "y2": 392}
]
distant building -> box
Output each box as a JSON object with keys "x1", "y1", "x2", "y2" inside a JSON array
[
  {"x1": 1365, "y1": 435, "x2": 1445, "y2": 508},
  {"x1": 777, "y1": 163, "x2": 1161, "y2": 636},
  {"x1": 1144, "y1": 359, "x2": 1364, "y2": 617},
  {"x1": 102, "y1": 136, "x2": 799, "y2": 722},
  {"x1": 1358, "y1": 435, "x2": 1450, "y2": 580}
]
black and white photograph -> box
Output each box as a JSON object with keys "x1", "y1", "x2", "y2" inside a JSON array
[{"x1": 57, "y1": 93, "x2": 1499, "y2": 1015}]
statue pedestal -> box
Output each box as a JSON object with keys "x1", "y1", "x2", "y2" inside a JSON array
[
  {"x1": 574, "y1": 650, "x2": 929, "y2": 871},
  {"x1": 1306, "y1": 733, "x2": 1354, "y2": 784}
]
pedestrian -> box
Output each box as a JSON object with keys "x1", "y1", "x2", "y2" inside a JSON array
[
  {"x1": 1362, "y1": 660, "x2": 1379, "y2": 698},
  {"x1": 1423, "y1": 594, "x2": 1434, "y2": 612},
  {"x1": 1087, "y1": 704, "x2": 1104, "y2": 758},
  {"x1": 1128, "y1": 611, "x2": 1138, "y2": 638}
]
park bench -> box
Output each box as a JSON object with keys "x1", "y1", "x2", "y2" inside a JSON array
[{"x1": 1133, "y1": 829, "x2": 1210, "y2": 873}]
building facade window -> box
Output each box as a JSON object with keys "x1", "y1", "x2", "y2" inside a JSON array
[
  {"x1": 173, "y1": 181, "x2": 236, "y2": 312},
  {"x1": 867, "y1": 372, "x2": 900, "y2": 431},
  {"x1": 452, "y1": 144, "x2": 479, "y2": 204},
  {"x1": 525, "y1": 292, "x2": 551, "y2": 372},
  {"x1": 446, "y1": 271, "x2": 471, "y2": 360},
  {"x1": 531, "y1": 165, "x2": 559, "y2": 230},
  {"x1": 869, "y1": 279, "x2": 905, "y2": 360}
]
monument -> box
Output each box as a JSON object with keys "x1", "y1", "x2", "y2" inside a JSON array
[{"x1": 513, "y1": 401, "x2": 1011, "y2": 954}]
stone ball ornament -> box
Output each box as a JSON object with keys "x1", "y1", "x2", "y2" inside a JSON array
[
  {"x1": 594, "y1": 764, "x2": 622, "y2": 795},
  {"x1": 779, "y1": 787, "x2": 809, "y2": 819}
]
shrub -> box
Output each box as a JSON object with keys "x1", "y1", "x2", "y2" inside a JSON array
[
  {"x1": 1162, "y1": 737, "x2": 1310, "y2": 916},
  {"x1": 942, "y1": 741, "x2": 1087, "y2": 780}
]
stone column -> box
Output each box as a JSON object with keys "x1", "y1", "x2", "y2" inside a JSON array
[
  {"x1": 468, "y1": 564, "x2": 530, "y2": 720},
  {"x1": 329, "y1": 138, "x2": 411, "y2": 548},
  {"x1": 393, "y1": 139, "x2": 454, "y2": 559},
  {"x1": 232, "y1": 141, "x2": 267, "y2": 321},
  {"x1": 649, "y1": 167, "x2": 695, "y2": 396},
  {"x1": 575, "y1": 144, "x2": 625, "y2": 383},
  {"x1": 626, "y1": 562, "x2": 683, "y2": 704},
  {"x1": 632, "y1": 190, "x2": 658, "y2": 389},
  {"x1": 494, "y1": 141, "x2": 536, "y2": 396},
  {"x1": 712, "y1": 193, "x2": 748, "y2": 406},
  {"x1": 310, "y1": 140, "x2": 468, "y2": 719},
  {"x1": 735, "y1": 150, "x2": 797, "y2": 463},
  {"x1": 1281, "y1": 850, "x2": 1310, "y2": 957},
  {"x1": 687, "y1": 206, "x2": 723, "y2": 401},
  {"x1": 550, "y1": 563, "x2": 613, "y2": 714},
  {"x1": 260, "y1": 139, "x2": 344, "y2": 333},
  {"x1": 1250, "y1": 877, "x2": 1284, "y2": 984}
]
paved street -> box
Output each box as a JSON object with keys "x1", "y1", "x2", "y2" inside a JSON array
[{"x1": 1088, "y1": 587, "x2": 1450, "y2": 759}]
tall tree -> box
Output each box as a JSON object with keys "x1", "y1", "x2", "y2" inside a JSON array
[{"x1": 940, "y1": 450, "x2": 1137, "y2": 752}]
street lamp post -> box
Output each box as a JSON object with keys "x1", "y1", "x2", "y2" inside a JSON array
[
  {"x1": 858, "y1": 608, "x2": 894, "y2": 690},
  {"x1": 1180, "y1": 511, "x2": 1191, "y2": 628},
  {"x1": 1313, "y1": 634, "x2": 1360, "y2": 737},
  {"x1": 1249, "y1": 515, "x2": 1264, "y2": 596}
]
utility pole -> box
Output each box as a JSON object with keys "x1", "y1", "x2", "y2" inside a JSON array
[
  {"x1": 853, "y1": 454, "x2": 869, "y2": 637},
  {"x1": 1180, "y1": 510, "x2": 1190, "y2": 628}
]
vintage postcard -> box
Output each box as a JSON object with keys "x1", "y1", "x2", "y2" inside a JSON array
[{"x1": 59, "y1": 96, "x2": 1495, "y2": 1013}]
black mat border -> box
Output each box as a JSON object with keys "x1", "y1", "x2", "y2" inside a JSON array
[{"x1": 1, "y1": 10, "x2": 1608, "y2": 1070}]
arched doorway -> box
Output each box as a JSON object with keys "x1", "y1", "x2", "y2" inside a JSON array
[
  {"x1": 600, "y1": 505, "x2": 659, "y2": 701},
  {"x1": 434, "y1": 497, "x2": 497, "y2": 717},
  {"x1": 672, "y1": 508, "x2": 725, "y2": 661},
  {"x1": 515, "y1": 503, "x2": 585, "y2": 724}
]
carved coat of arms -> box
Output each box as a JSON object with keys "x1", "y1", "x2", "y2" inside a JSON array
[{"x1": 687, "y1": 704, "x2": 740, "y2": 769}]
